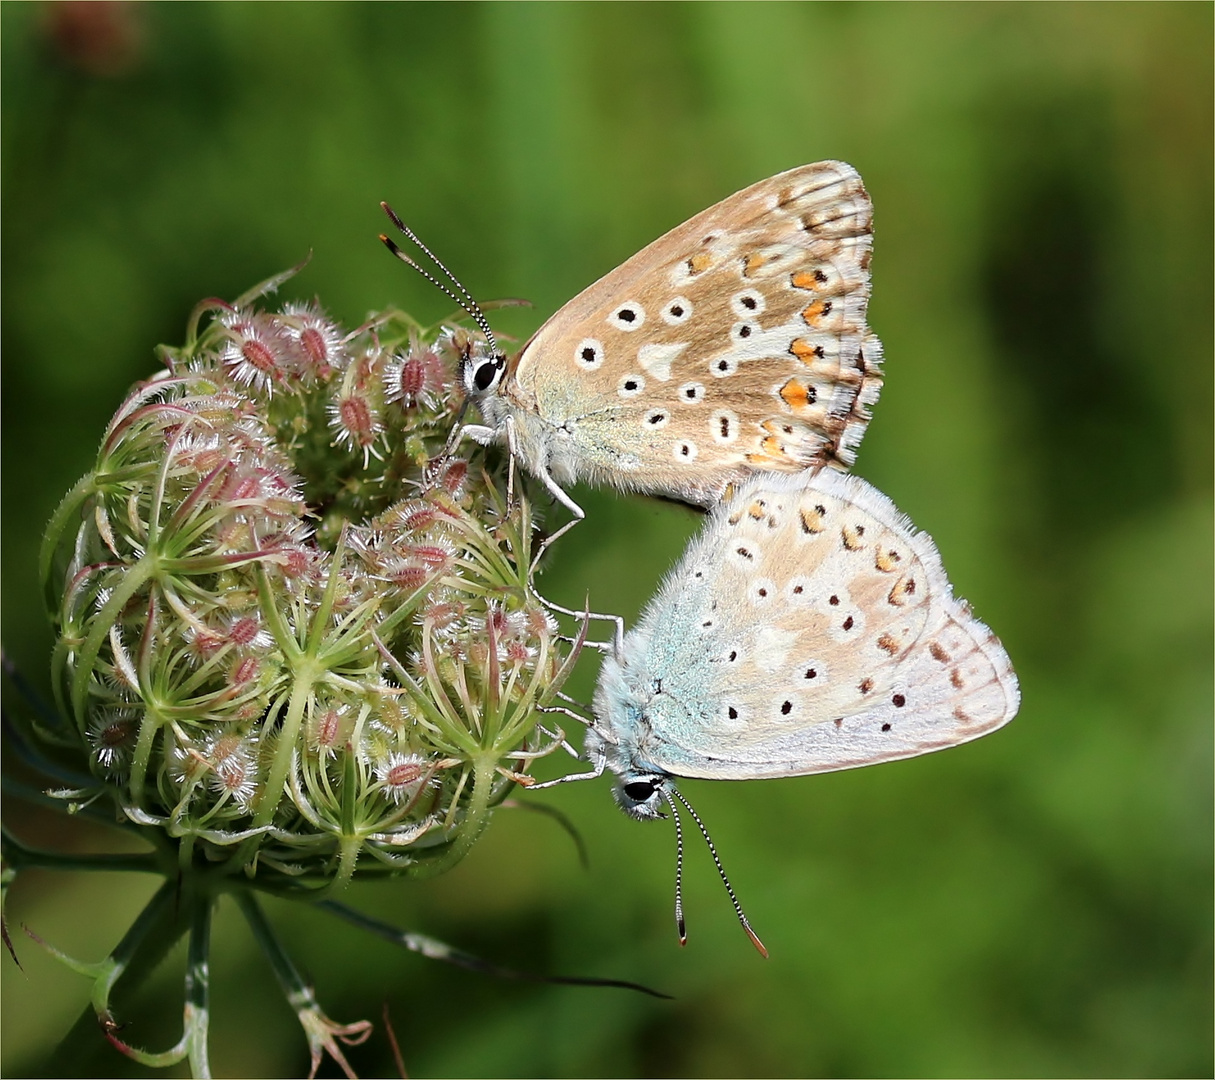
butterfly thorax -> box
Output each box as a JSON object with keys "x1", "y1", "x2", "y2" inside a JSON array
[{"x1": 590, "y1": 628, "x2": 705, "y2": 779}]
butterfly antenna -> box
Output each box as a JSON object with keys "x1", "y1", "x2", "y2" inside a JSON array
[
  {"x1": 659, "y1": 787, "x2": 689, "y2": 946},
  {"x1": 379, "y1": 203, "x2": 501, "y2": 356},
  {"x1": 668, "y1": 786, "x2": 768, "y2": 958}
]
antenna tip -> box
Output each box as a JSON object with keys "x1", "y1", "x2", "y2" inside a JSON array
[
  {"x1": 380, "y1": 202, "x2": 406, "y2": 232},
  {"x1": 744, "y1": 923, "x2": 769, "y2": 959},
  {"x1": 677, "y1": 917, "x2": 687, "y2": 947}
]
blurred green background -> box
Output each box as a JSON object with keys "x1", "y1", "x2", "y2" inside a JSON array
[{"x1": 3, "y1": 3, "x2": 1211, "y2": 1077}]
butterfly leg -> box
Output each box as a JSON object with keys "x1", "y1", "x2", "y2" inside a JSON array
[
  {"x1": 450, "y1": 421, "x2": 498, "y2": 451},
  {"x1": 533, "y1": 718, "x2": 584, "y2": 757},
  {"x1": 524, "y1": 745, "x2": 608, "y2": 790},
  {"x1": 497, "y1": 419, "x2": 626, "y2": 654}
]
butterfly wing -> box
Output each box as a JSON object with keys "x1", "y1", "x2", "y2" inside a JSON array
[
  {"x1": 508, "y1": 162, "x2": 883, "y2": 505},
  {"x1": 600, "y1": 470, "x2": 1019, "y2": 780}
]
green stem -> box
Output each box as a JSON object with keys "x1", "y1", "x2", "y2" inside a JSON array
[
  {"x1": 128, "y1": 703, "x2": 163, "y2": 808},
  {"x1": 184, "y1": 895, "x2": 213, "y2": 1079},
  {"x1": 0, "y1": 830, "x2": 161, "y2": 876},
  {"x1": 233, "y1": 890, "x2": 298, "y2": 993},
  {"x1": 90, "y1": 881, "x2": 182, "y2": 1021},
  {"x1": 400, "y1": 752, "x2": 497, "y2": 879},
  {"x1": 69, "y1": 554, "x2": 156, "y2": 725},
  {"x1": 253, "y1": 662, "x2": 317, "y2": 831},
  {"x1": 39, "y1": 473, "x2": 98, "y2": 615}
]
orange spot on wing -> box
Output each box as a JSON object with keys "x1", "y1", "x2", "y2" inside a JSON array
[
  {"x1": 799, "y1": 506, "x2": 825, "y2": 534},
  {"x1": 779, "y1": 378, "x2": 812, "y2": 409},
  {"x1": 875, "y1": 548, "x2": 902, "y2": 573},
  {"x1": 887, "y1": 575, "x2": 916, "y2": 606},
  {"x1": 789, "y1": 338, "x2": 820, "y2": 363},
  {"x1": 744, "y1": 253, "x2": 768, "y2": 277},
  {"x1": 687, "y1": 252, "x2": 712, "y2": 275},
  {"x1": 745, "y1": 435, "x2": 797, "y2": 468},
  {"x1": 801, "y1": 299, "x2": 833, "y2": 327},
  {"x1": 841, "y1": 524, "x2": 864, "y2": 550},
  {"x1": 793, "y1": 268, "x2": 833, "y2": 291}
]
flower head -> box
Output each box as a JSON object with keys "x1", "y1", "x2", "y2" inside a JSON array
[{"x1": 39, "y1": 277, "x2": 577, "y2": 886}]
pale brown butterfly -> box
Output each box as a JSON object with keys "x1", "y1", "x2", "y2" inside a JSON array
[{"x1": 383, "y1": 160, "x2": 883, "y2": 563}]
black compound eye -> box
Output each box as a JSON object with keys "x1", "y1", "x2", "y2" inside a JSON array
[
  {"x1": 473, "y1": 359, "x2": 500, "y2": 392},
  {"x1": 623, "y1": 780, "x2": 657, "y2": 802}
]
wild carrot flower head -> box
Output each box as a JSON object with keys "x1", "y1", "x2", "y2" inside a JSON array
[{"x1": 39, "y1": 269, "x2": 579, "y2": 888}]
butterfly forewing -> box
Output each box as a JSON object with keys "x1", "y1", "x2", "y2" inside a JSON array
[
  {"x1": 510, "y1": 162, "x2": 883, "y2": 505},
  {"x1": 617, "y1": 470, "x2": 1019, "y2": 780}
]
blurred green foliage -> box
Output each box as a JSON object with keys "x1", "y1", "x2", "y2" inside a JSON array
[{"x1": 2, "y1": 3, "x2": 1211, "y2": 1077}]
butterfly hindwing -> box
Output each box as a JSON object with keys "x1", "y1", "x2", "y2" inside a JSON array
[{"x1": 599, "y1": 470, "x2": 1019, "y2": 781}]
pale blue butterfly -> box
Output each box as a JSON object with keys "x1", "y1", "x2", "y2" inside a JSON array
[{"x1": 535, "y1": 467, "x2": 1020, "y2": 953}]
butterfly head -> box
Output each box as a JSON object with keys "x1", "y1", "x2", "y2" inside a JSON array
[
  {"x1": 612, "y1": 772, "x2": 669, "y2": 821},
  {"x1": 457, "y1": 336, "x2": 508, "y2": 403}
]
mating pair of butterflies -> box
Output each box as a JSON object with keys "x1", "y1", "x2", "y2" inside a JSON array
[{"x1": 385, "y1": 161, "x2": 1020, "y2": 950}]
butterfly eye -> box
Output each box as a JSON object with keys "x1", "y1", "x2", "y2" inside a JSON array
[
  {"x1": 615, "y1": 775, "x2": 666, "y2": 821},
  {"x1": 623, "y1": 780, "x2": 657, "y2": 802},
  {"x1": 471, "y1": 355, "x2": 505, "y2": 393}
]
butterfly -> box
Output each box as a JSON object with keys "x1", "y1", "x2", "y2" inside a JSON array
[
  {"x1": 383, "y1": 161, "x2": 883, "y2": 551},
  {"x1": 535, "y1": 467, "x2": 1020, "y2": 953}
]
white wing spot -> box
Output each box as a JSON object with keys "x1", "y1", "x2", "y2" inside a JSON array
[
  {"x1": 643, "y1": 409, "x2": 669, "y2": 429},
  {"x1": 731, "y1": 289, "x2": 766, "y2": 317},
  {"x1": 678, "y1": 381, "x2": 706, "y2": 403},
  {"x1": 748, "y1": 577, "x2": 776, "y2": 604},
  {"x1": 710, "y1": 408, "x2": 739, "y2": 444},
  {"x1": 673, "y1": 439, "x2": 698, "y2": 461},
  {"x1": 712, "y1": 355, "x2": 738, "y2": 378},
  {"x1": 731, "y1": 321, "x2": 760, "y2": 344},
  {"x1": 607, "y1": 302, "x2": 646, "y2": 332},
  {"x1": 617, "y1": 374, "x2": 646, "y2": 399},
  {"x1": 574, "y1": 338, "x2": 604, "y2": 371},
  {"x1": 636, "y1": 341, "x2": 686, "y2": 381},
  {"x1": 662, "y1": 296, "x2": 693, "y2": 325}
]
